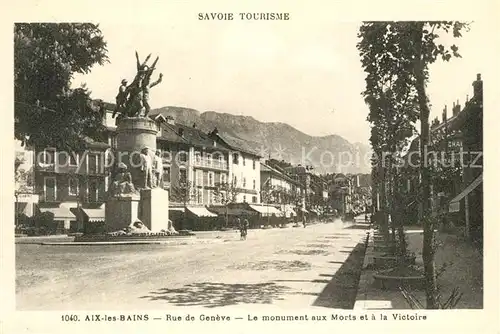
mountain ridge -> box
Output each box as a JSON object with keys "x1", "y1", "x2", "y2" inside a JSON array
[{"x1": 152, "y1": 106, "x2": 371, "y2": 174}]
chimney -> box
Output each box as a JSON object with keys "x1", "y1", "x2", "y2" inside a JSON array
[
  {"x1": 166, "y1": 115, "x2": 175, "y2": 125},
  {"x1": 473, "y1": 73, "x2": 483, "y2": 99},
  {"x1": 442, "y1": 105, "x2": 447, "y2": 122},
  {"x1": 452, "y1": 100, "x2": 460, "y2": 116},
  {"x1": 431, "y1": 117, "x2": 439, "y2": 128}
]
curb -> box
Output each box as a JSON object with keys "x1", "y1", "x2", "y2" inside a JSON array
[
  {"x1": 16, "y1": 237, "x2": 75, "y2": 244},
  {"x1": 15, "y1": 234, "x2": 70, "y2": 239},
  {"x1": 353, "y1": 228, "x2": 374, "y2": 310},
  {"x1": 40, "y1": 238, "x2": 226, "y2": 246}
]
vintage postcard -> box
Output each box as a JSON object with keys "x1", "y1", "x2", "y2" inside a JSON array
[{"x1": 1, "y1": 0, "x2": 498, "y2": 333}]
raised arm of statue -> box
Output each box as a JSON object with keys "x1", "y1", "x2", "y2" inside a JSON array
[
  {"x1": 142, "y1": 54, "x2": 152, "y2": 67},
  {"x1": 135, "y1": 51, "x2": 152, "y2": 71},
  {"x1": 149, "y1": 73, "x2": 163, "y2": 89},
  {"x1": 143, "y1": 56, "x2": 160, "y2": 83},
  {"x1": 150, "y1": 56, "x2": 159, "y2": 71},
  {"x1": 135, "y1": 51, "x2": 141, "y2": 71}
]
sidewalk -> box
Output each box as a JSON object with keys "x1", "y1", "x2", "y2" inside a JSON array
[{"x1": 354, "y1": 227, "x2": 483, "y2": 309}]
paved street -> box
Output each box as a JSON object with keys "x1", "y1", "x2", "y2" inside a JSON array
[{"x1": 16, "y1": 219, "x2": 368, "y2": 310}]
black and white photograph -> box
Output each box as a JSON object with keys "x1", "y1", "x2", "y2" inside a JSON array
[{"x1": 3, "y1": 1, "x2": 498, "y2": 333}]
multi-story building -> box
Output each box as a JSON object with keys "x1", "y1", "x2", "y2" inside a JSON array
[
  {"x1": 260, "y1": 162, "x2": 304, "y2": 203},
  {"x1": 33, "y1": 136, "x2": 110, "y2": 231},
  {"x1": 309, "y1": 173, "x2": 329, "y2": 204},
  {"x1": 144, "y1": 112, "x2": 262, "y2": 205},
  {"x1": 216, "y1": 134, "x2": 261, "y2": 204},
  {"x1": 155, "y1": 118, "x2": 232, "y2": 206},
  {"x1": 400, "y1": 74, "x2": 483, "y2": 243},
  {"x1": 31, "y1": 103, "x2": 262, "y2": 223},
  {"x1": 15, "y1": 140, "x2": 38, "y2": 218},
  {"x1": 327, "y1": 173, "x2": 353, "y2": 215},
  {"x1": 260, "y1": 162, "x2": 306, "y2": 218},
  {"x1": 447, "y1": 74, "x2": 483, "y2": 244},
  {"x1": 350, "y1": 173, "x2": 371, "y2": 213},
  {"x1": 284, "y1": 165, "x2": 312, "y2": 199}
]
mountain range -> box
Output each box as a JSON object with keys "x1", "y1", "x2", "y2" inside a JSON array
[{"x1": 151, "y1": 106, "x2": 372, "y2": 174}]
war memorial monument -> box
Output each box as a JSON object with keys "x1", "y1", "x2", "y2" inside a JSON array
[{"x1": 76, "y1": 52, "x2": 181, "y2": 241}]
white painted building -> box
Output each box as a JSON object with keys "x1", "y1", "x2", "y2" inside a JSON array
[{"x1": 228, "y1": 150, "x2": 261, "y2": 204}]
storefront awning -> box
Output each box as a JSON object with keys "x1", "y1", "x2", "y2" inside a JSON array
[
  {"x1": 282, "y1": 206, "x2": 297, "y2": 218},
  {"x1": 186, "y1": 206, "x2": 217, "y2": 217},
  {"x1": 82, "y1": 207, "x2": 105, "y2": 222},
  {"x1": 169, "y1": 207, "x2": 185, "y2": 213},
  {"x1": 208, "y1": 206, "x2": 256, "y2": 217},
  {"x1": 39, "y1": 207, "x2": 75, "y2": 220},
  {"x1": 449, "y1": 174, "x2": 482, "y2": 213},
  {"x1": 249, "y1": 205, "x2": 281, "y2": 217}
]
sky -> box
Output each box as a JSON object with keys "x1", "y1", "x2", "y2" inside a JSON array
[{"x1": 72, "y1": 18, "x2": 487, "y2": 146}]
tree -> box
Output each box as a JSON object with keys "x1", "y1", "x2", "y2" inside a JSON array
[
  {"x1": 14, "y1": 23, "x2": 109, "y2": 152},
  {"x1": 260, "y1": 182, "x2": 275, "y2": 204},
  {"x1": 357, "y1": 21, "x2": 469, "y2": 309},
  {"x1": 213, "y1": 181, "x2": 241, "y2": 227},
  {"x1": 169, "y1": 180, "x2": 196, "y2": 206},
  {"x1": 15, "y1": 156, "x2": 34, "y2": 193}
]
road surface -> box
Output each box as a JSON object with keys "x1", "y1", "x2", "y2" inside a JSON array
[{"x1": 16, "y1": 219, "x2": 368, "y2": 310}]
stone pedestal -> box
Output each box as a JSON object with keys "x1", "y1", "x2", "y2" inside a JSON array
[
  {"x1": 116, "y1": 117, "x2": 158, "y2": 189},
  {"x1": 139, "y1": 188, "x2": 169, "y2": 232},
  {"x1": 104, "y1": 116, "x2": 169, "y2": 233},
  {"x1": 105, "y1": 195, "x2": 140, "y2": 232}
]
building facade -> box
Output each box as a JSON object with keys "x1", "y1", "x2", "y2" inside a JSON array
[
  {"x1": 15, "y1": 140, "x2": 38, "y2": 218},
  {"x1": 32, "y1": 137, "x2": 110, "y2": 231},
  {"x1": 260, "y1": 162, "x2": 304, "y2": 204},
  {"x1": 400, "y1": 74, "x2": 483, "y2": 243}
]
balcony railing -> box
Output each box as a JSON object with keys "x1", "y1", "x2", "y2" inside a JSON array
[{"x1": 193, "y1": 158, "x2": 228, "y2": 170}]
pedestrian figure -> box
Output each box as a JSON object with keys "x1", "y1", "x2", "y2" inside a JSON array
[
  {"x1": 240, "y1": 218, "x2": 249, "y2": 240},
  {"x1": 303, "y1": 215, "x2": 307, "y2": 228}
]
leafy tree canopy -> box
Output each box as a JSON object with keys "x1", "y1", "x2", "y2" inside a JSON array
[
  {"x1": 357, "y1": 21, "x2": 469, "y2": 309},
  {"x1": 358, "y1": 21, "x2": 469, "y2": 175},
  {"x1": 15, "y1": 23, "x2": 109, "y2": 152}
]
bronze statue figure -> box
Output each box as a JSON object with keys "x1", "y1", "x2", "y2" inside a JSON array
[
  {"x1": 108, "y1": 162, "x2": 138, "y2": 197},
  {"x1": 153, "y1": 149, "x2": 163, "y2": 188},
  {"x1": 140, "y1": 147, "x2": 154, "y2": 189},
  {"x1": 113, "y1": 79, "x2": 128, "y2": 118},
  {"x1": 112, "y1": 51, "x2": 163, "y2": 119}
]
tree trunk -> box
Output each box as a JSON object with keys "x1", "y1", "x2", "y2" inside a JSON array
[
  {"x1": 387, "y1": 160, "x2": 396, "y2": 244},
  {"x1": 225, "y1": 205, "x2": 228, "y2": 228},
  {"x1": 394, "y1": 173, "x2": 407, "y2": 258},
  {"x1": 414, "y1": 22, "x2": 438, "y2": 309},
  {"x1": 379, "y1": 161, "x2": 389, "y2": 240}
]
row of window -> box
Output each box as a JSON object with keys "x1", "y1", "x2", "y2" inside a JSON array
[
  {"x1": 43, "y1": 177, "x2": 101, "y2": 202},
  {"x1": 38, "y1": 150, "x2": 103, "y2": 174},
  {"x1": 191, "y1": 189, "x2": 258, "y2": 205},
  {"x1": 232, "y1": 176, "x2": 257, "y2": 189},
  {"x1": 194, "y1": 171, "x2": 257, "y2": 189},
  {"x1": 162, "y1": 166, "x2": 258, "y2": 190},
  {"x1": 232, "y1": 153, "x2": 257, "y2": 169},
  {"x1": 155, "y1": 149, "x2": 257, "y2": 170},
  {"x1": 194, "y1": 152, "x2": 224, "y2": 163},
  {"x1": 38, "y1": 148, "x2": 258, "y2": 172}
]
